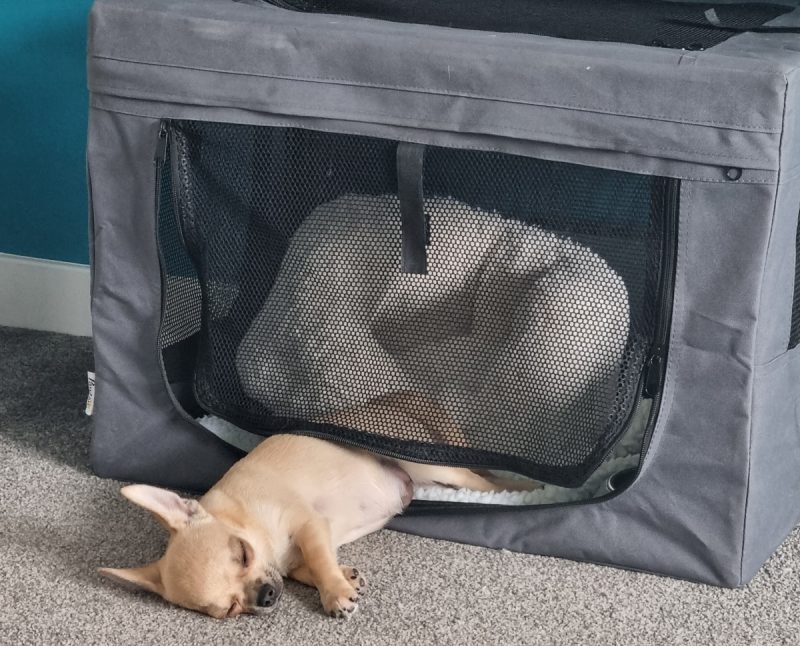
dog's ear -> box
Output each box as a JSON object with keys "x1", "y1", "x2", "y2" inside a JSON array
[
  {"x1": 98, "y1": 562, "x2": 164, "y2": 596},
  {"x1": 120, "y1": 484, "x2": 207, "y2": 533}
]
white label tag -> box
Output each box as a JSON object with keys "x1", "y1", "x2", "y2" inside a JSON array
[{"x1": 85, "y1": 371, "x2": 96, "y2": 416}]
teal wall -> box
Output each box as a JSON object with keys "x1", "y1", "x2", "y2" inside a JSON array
[{"x1": 1, "y1": 1, "x2": 94, "y2": 265}]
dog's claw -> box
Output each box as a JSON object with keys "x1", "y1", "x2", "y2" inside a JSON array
[{"x1": 330, "y1": 605, "x2": 355, "y2": 620}]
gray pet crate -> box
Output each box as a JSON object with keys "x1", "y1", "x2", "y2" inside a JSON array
[{"x1": 87, "y1": 0, "x2": 800, "y2": 586}]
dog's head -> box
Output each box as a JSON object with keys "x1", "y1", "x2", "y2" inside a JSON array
[{"x1": 99, "y1": 485, "x2": 284, "y2": 618}]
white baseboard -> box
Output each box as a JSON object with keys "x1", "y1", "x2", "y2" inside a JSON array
[{"x1": 0, "y1": 253, "x2": 92, "y2": 337}]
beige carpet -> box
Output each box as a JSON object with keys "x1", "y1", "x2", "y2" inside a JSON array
[{"x1": 1, "y1": 326, "x2": 798, "y2": 646}]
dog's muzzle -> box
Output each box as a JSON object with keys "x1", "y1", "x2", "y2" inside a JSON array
[{"x1": 256, "y1": 581, "x2": 283, "y2": 608}]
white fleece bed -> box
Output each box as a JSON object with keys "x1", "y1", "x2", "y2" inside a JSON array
[
  {"x1": 198, "y1": 399, "x2": 648, "y2": 506},
  {"x1": 234, "y1": 194, "x2": 632, "y2": 466}
]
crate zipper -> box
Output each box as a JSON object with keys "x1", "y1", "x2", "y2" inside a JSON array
[
  {"x1": 154, "y1": 122, "x2": 169, "y2": 208},
  {"x1": 154, "y1": 120, "x2": 175, "y2": 397}
]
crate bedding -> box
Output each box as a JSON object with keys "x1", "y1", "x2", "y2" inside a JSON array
[{"x1": 236, "y1": 193, "x2": 632, "y2": 469}]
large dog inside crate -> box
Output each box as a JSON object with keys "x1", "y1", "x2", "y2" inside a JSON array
[{"x1": 87, "y1": 0, "x2": 800, "y2": 586}]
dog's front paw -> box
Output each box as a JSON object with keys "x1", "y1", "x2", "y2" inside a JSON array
[
  {"x1": 341, "y1": 566, "x2": 366, "y2": 596},
  {"x1": 322, "y1": 580, "x2": 360, "y2": 619}
]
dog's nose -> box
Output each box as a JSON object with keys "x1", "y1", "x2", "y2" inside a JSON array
[{"x1": 256, "y1": 582, "x2": 282, "y2": 608}]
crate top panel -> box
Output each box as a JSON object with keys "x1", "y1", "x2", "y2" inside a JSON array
[{"x1": 88, "y1": 0, "x2": 800, "y2": 172}]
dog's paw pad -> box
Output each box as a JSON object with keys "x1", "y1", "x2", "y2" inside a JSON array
[
  {"x1": 324, "y1": 598, "x2": 359, "y2": 619},
  {"x1": 323, "y1": 580, "x2": 361, "y2": 619},
  {"x1": 341, "y1": 566, "x2": 366, "y2": 593}
]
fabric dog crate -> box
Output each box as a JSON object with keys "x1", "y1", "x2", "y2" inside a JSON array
[{"x1": 87, "y1": 0, "x2": 800, "y2": 586}]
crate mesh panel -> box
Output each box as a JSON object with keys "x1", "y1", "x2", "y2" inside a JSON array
[
  {"x1": 259, "y1": 0, "x2": 791, "y2": 49},
  {"x1": 158, "y1": 121, "x2": 669, "y2": 486}
]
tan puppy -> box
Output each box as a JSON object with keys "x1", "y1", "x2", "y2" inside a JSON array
[{"x1": 100, "y1": 394, "x2": 535, "y2": 619}]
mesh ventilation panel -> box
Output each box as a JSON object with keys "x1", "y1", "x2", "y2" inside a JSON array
[{"x1": 159, "y1": 120, "x2": 674, "y2": 486}]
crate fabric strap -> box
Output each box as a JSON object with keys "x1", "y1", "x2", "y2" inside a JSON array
[{"x1": 397, "y1": 142, "x2": 428, "y2": 274}]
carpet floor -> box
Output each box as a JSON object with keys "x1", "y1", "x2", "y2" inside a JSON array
[{"x1": 1, "y1": 326, "x2": 798, "y2": 646}]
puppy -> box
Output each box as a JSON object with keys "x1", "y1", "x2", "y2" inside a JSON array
[{"x1": 100, "y1": 393, "x2": 536, "y2": 618}]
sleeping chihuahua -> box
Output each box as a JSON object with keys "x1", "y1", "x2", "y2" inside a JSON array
[{"x1": 100, "y1": 393, "x2": 535, "y2": 619}]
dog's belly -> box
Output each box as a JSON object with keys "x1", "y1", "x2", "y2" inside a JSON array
[
  {"x1": 314, "y1": 459, "x2": 413, "y2": 546},
  {"x1": 239, "y1": 435, "x2": 414, "y2": 547}
]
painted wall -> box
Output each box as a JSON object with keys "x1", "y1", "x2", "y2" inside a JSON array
[{"x1": 1, "y1": 1, "x2": 94, "y2": 265}]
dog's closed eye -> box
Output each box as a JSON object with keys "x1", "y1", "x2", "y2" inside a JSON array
[
  {"x1": 229, "y1": 535, "x2": 253, "y2": 571},
  {"x1": 238, "y1": 538, "x2": 256, "y2": 572}
]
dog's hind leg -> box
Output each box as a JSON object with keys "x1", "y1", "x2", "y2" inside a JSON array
[{"x1": 394, "y1": 460, "x2": 539, "y2": 493}]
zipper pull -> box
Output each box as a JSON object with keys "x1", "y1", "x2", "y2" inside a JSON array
[
  {"x1": 643, "y1": 346, "x2": 665, "y2": 398},
  {"x1": 154, "y1": 121, "x2": 169, "y2": 166}
]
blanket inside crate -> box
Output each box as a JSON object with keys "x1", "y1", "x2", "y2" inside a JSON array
[{"x1": 235, "y1": 193, "x2": 632, "y2": 463}]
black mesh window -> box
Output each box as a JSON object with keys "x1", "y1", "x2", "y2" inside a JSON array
[
  {"x1": 158, "y1": 120, "x2": 676, "y2": 486},
  {"x1": 256, "y1": 0, "x2": 792, "y2": 49},
  {"x1": 790, "y1": 208, "x2": 800, "y2": 350}
]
